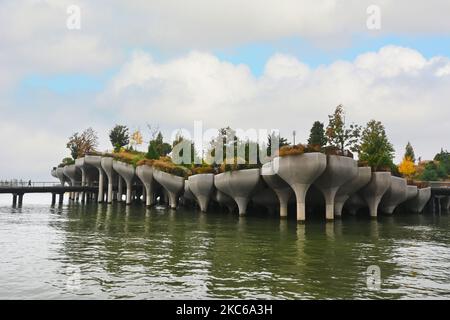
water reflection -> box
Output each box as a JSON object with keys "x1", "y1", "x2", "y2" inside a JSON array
[{"x1": 1, "y1": 203, "x2": 449, "y2": 299}]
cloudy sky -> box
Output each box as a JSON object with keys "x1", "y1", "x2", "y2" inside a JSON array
[{"x1": 1, "y1": 0, "x2": 450, "y2": 180}]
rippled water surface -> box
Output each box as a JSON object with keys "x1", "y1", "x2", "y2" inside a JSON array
[{"x1": 0, "y1": 200, "x2": 449, "y2": 299}]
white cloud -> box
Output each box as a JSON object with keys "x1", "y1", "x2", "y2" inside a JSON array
[
  {"x1": 1, "y1": 1, "x2": 450, "y2": 180},
  {"x1": 100, "y1": 46, "x2": 450, "y2": 163},
  {"x1": 2, "y1": 0, "x2": 450, "y2": 90}
]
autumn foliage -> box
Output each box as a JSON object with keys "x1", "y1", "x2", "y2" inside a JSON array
[{"x1": 398, "y1": 156, "x2": 416, "y2": 178}]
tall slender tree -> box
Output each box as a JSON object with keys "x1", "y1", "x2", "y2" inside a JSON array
[
  {"x1": 358, "y1": 120, "x2": 395, "y2": 171},
  {"x1": 308, "y1": 121, "x2": 327, "y2": 146},
  {"x1": 325, "y1": 105, "x2": 361, "y2": 153},
  {"x1": 404, "y1": 142, "x2": 416, "y2": 163}
]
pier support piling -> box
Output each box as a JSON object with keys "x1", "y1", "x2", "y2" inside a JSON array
[{"x1": 18, "y1": 194, "x2": 23, "y2": 207}]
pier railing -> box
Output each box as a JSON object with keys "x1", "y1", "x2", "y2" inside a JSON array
[{"x1": 0, "y1": 181, "x2": 98, "y2": 188}]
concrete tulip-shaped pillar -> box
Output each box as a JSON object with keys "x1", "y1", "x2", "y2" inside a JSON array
[
  {"x1": 405, "y1": 187, "x2": 431, "y2": 213},
  {"x1": 261, "y1": 161, "x2": 293, "y2": 218},
  {"x1": 63, "y1": 164, "x2": 81, "y2": 185},
  {"x1": 334, "y1": 166, "x2": 371, "y2": 217},
  {"x1": 63, "y1": 164, "x2": 82, "y2": 201},
  {"x1": 379, "y1": 176, "x2": 408, "y2": 214},
  {"x1": 136, "y1": 165, "x2": 155, "y2": 207},
  {"x1": 101, "y1": 157, "x2": 117, "y2": 204},
  {"x1": 213, "y1": 190, "x2": 236, "y2": 213},
  {"x1": 214, "y1": 168, "x2": 261, "y2": 215},
  {"x1": 360, "y1": 172, "x2": 392, "y2": 218},
  {"x1": 188, "y1": 174, "x2": 215, "y2": 212},
  {"x1": 183, "y1": 180, "x2": 196, "y2": 201},
  {"x1": 56, "y1": 167, "x2": 69, "y2": 186},
  {"x1": 51, "y1": 168, "x2": 58, "y2": 179},
  {"x1": 112, "y1": 160, "x2": 135, "y2": 205},
  {"x1": 153, "y1": 170, "x2": 185, "y2": 209},
  {"x1": 85, "y1": 155, "x2": 106, "y2": 203},
  {"x1": 276, "y1": 153, "x2": 327, "y2": 222},
  {"x1": 314, "y1": 156, "x2": 358, "y2": 220},
  {"x1": 406, "y1": 185, "x2": 418, "y2": 201},
  {"x1": 75, "y1": 157, "x2": 87, "y2": 187}
]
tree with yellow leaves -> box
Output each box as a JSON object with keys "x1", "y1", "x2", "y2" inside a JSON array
[
  {"x1": 130, "y1": 130, "x2": 143, "y2": 150},
  {"x1": 398, "y1": 156, "x2": 416, "y2": 178}
]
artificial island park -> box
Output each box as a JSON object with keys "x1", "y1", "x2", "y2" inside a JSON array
[{"x1": 1, "y1": 105, "x2": 449, "y2": 299}]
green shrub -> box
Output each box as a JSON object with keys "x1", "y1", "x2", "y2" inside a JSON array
[{"x1": 146, "y1": 142, "x2": 160, "y2": 160}]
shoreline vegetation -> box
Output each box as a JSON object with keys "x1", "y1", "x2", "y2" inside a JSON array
[{"x1": 56, "y1": 105, "x2": 449, "y2": 186}]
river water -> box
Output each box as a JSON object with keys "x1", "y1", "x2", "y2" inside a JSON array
[{"x1": 0, "y1": 197, "x2": 449, "y2": 299}]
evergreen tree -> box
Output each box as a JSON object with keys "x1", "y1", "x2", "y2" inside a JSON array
[
  {"x1": 145, "y1": 142, "x2": 159, "y2": 160},
  {"x1": 150, "y1": 132, "x2": 172, "y2": 157},
  {"x1": 358, "y1": 120, "x2": 395, "y2": 171},
  {"x1": 308, "y1": 121, "x2": 327, "y2": 146},
  {"x1": 405, "y1": 142, "x2": 416, "y2": 163}
]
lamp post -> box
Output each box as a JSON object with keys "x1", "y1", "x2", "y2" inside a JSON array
[{"x1": 293, "y1": 130, "x2": 296, "y2": 145}]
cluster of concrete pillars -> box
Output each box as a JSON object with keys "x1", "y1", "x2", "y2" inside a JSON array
[{"x1": 53, "y1": 154, "x2": 436, "y2": 221}]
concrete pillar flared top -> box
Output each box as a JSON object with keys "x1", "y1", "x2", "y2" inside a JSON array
[
  {"x1": 63, "y1": 164, "x2": 82, "y2": 186},
  {"x1": 136, "y1": 165, "x2": 156, "y2": 206},
  {"x1": 261, "y1": 161, "x2": 294, "y2": 218},
  {"x1": 334, "y1": 166, "x2": 372, "y2": 216},
  {"x1": 275, "y1": 153, "x2": 327, "y2": 221},
  {"x1": 86, "y1": 155, "x2": 106, "y2": 202},
  {"x1": 153, "y1": 169, "x2": 185, "y2": 209},
  {"x1": 75, "y1": 157, "x2": 99, "y2": 185},
  {"x1": 359, "y1": 171, "x2": 392, "y2": 217},
  {"x1": 336, "y1": 166, "x2": 372, "y2": 201},
  {"x1": 214, "y1": 168, "x2": 261, "y2": 215},
  {"x1": 314, "y1": 156, "x2": 358, "y2": 220},
  {"x1": 379, "y1": 176, "x2": 408, "y2": 214},
  {"x1": 112, "y1": 160, "x2": 135, "y2": 184},
  {"x1": 55, "y1": 167, "x2": 69, "y2": 186},
  {"x1": 101, "y1": 157, "x2": 118, "y2": 203},
  {"x1": 188, "y1": 173, "x2": 215, "y2": 212},
  {"x1": 406, "y1": 185, "x2": 418, "y2": 201},
  {"x1": 84, "y1": 155, "x2": 103, "y2": 170},
  {"x1": 112, "y1": 160, "x2": 136, "y2": 205},
  {"x1": 101, "y1": 157, "x2": 117, "y2": 183},
  {"x1": 406, "y1": 187, "x2": 431, "y2": 213},
  {"x1": 183, "y1": 180, "x2": 196, "y2": 201}
]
